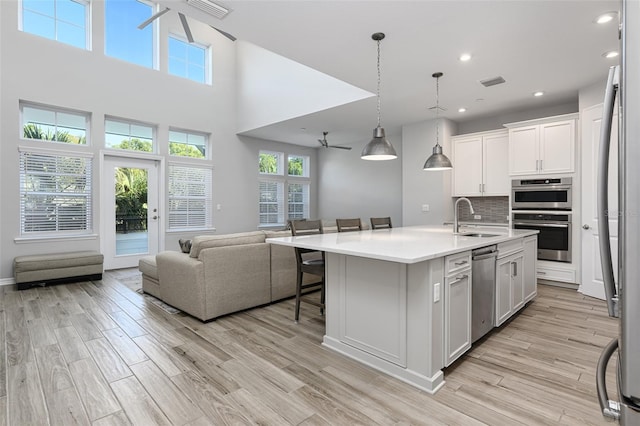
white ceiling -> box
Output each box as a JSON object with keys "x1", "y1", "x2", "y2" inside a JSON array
[{"x1": 163, "y1": 0, "x2": 620, "y2": 148}]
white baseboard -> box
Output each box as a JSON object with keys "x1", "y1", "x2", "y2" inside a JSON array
[{"x1": 0, "y1": 277, "x2": 16, "y2": 287}]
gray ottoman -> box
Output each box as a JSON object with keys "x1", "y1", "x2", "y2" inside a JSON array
[{"x1": 14, "y1": 251, "x2": 104, "y2": 290}]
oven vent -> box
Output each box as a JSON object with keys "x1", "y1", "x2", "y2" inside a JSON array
[
  {"x1": 186, "y1": 0, "x2": 230, "y2": 19},
  {"x1": 480, "y1": 76, "x2": 506, "y2": 87}
]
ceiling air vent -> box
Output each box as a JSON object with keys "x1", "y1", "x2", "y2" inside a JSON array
[
  {"x1": 480, "y1": 76, "x2": 506, "y2": 87},
  {"x1": 186, "y1": 0, "x2": 230, "y2": 19}
]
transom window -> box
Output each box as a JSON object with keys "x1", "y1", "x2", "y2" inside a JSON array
[
  {"x1": 21, "y1": 0, "x2": 88, "y2": 49},
  {"x1": 168, "y1": 164, "x2": 213, "y2": 230},
  {"x1": 22, "y1": 104, "x2": 88, "y2": 144},
  {"x1": 168, "y1": 35, "x2": 208, "y2": 84},
  {"x1": 19, "y1": 148, "x2": 93, "y2": 235},
  {"x1": 169, "y1": 129, "x2": 207, "y2": 159},
  {"x1": 105, "y1": 119, "x2": 154, "y2": 152},
  {"x1": 105, "y1": 0, "x2": 154, "y2": 68},
  {"x1": 258, "y1": 151, "x2": 310, "y2": 226}
]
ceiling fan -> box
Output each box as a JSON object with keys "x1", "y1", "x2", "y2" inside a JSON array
[
  {"x1": 137, "y1": 7, "x2": 236, "y2": 42},
  {"x1": 318, "y1": 132, "x2": 352, "y2": 150}
]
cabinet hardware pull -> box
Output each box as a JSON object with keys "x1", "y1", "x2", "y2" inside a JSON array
[
  {"x1": 454, "y1": 274, "x2": 469, "y2": 281},
  {"x1": 454, "y1": 261, "x2": 468, "y2": 266},
  {"x1": 540, "y1": 159, "x2": 543, "y2": 170},
  {"x1": 538, "y1": 271, "x2": 547, "y2": 275},
  {"x1": 479, "y1": 183, "x2": 482, "y2": 193},
  {"x1": 512, "y1": 262, "x2": 518, "y2": 276}
]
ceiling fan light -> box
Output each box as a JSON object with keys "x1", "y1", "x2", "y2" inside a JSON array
[
  {"x1": 423, "y1": 144, "x2": 452, "y2": 170},
  {"x1": 361, "y1": 126, "x2": 397, "y2": 160}
]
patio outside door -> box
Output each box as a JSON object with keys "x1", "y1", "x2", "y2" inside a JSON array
[{"x1": 103, "y1": 156, "x2": 160, "y2": 269}]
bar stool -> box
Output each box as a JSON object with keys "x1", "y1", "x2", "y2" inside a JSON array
[
  {"x1": 370, "y1": 217, "x2": 392, "y2": 229},
  {"x1": 290, "y1": 219, "x2": 325, "y2": 322},
  {"x1": 336, "y1": 218, "x2": 363, "y2": 232}
]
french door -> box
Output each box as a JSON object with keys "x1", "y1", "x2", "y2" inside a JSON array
[
  {"x1": 580, "y1": 104, "x2": 618, "y2": 299},
  {"x1": 103, "y1": 156, "x2": 160, "y2": 269}
]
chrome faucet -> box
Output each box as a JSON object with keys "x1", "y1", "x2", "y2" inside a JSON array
[{"x1": 454, "y1": 197, "x2": 475, "y2": 234}]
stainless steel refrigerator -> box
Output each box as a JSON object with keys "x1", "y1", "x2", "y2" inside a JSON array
[{"x1": 596, "y1": 0, "x2": 640, "y2": 423}]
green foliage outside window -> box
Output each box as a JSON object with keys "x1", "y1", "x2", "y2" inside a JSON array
[
  {"x1": 288, "y1": 157, "x2": 303, "y2": 176},
  {"x1": 169, "y1": 142, "x2": 205, "y2": 158},
  {"x1": 259, "y1": 153, "x2": 278, "y2": 174},
  {"x1": 23, "y1": 123, "x2": 86, "y2": 144}
]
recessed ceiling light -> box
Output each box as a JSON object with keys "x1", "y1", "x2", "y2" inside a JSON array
[
  {"x1": 458, "y1": 107, "x2": 467, "y2": 113},
  {"x1": 459, "y1": 53, "x2": 472, "y2": 62},
  {"x1": 603, "y1": 50, "x2": 619, "y2": 59},
  {"x1": 595, "y1": 12, "x2": 616, "y2": 24},
  {"x1": 533, "y1": 91, "x2": 544, "y2": 97}
]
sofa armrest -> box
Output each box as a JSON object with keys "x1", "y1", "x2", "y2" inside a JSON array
[{"x1": 156, "y1": 251, "x2": 207, "y2": 320}]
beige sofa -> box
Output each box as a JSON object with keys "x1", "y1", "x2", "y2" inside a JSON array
[
  {"x1": 140, "y1": 220, "x2": 368, "y2": 321},
  {"x1": 140, "y1": 230, "x2": 310, "y2": 321}
]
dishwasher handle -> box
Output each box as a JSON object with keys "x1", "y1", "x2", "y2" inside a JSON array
[{"x1": 472, "y1": 250, "x2": 498, "y2": 261}]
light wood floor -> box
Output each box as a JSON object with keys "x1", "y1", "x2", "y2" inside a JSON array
[{"x1": 0, "y1": 269, "x2": 619, "y2": 425}]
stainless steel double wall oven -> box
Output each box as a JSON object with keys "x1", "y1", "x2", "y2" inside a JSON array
[{"x1": 511, "y1": 178, "x2": 572, "y2": 263}]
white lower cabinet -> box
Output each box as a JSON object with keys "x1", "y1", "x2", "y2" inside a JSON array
[
  {"x1": 523, "y1": 235, "x2": 538, "y2": 302},
  {"x1": 444, "y1": 252, "x2": 472, "y2": 366},
  {"x1": 496, "y1": 251, "x2": 524, "y2": 327}
]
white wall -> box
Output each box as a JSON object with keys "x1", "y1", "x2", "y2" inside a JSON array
[
  {"x1": 316, "y1": 133, "x2": 402, "y2": 226},
  {"x1": 456, "y1": 101, "x2": 578, "y2": 135},
  {"x1": 0, "y1": 0, "x2": 317, "y2": 279},
  {"x1": 402, "y1": 119, "x2": 457, "y2": 226}
]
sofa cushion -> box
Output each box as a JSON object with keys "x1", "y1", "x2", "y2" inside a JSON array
[
  {"x1": 263, "y1": 230, "x2": 292, "y2": 239},
  {"x1": 138, "y1": 255, "x2": 158, "y2": 280},
  {"x1": 190, "y1": 231, "x2": 266, "y2": 258}
]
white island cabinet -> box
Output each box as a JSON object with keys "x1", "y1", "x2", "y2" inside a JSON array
[{"x1": 267, "y1": 226, "x2": 538, "y2": 394}]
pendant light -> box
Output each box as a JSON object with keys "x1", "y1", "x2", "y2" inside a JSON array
[
  {"x1": 361, "y1": 32, "x2": 397, "y2": 161},
  {"x1": 423, "y1": 72, "x2": 453, "y2": 171}
]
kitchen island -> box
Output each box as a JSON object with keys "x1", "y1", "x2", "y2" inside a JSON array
[{"x1": 267, "y1": 225, "x2": 538, "y2": 393}]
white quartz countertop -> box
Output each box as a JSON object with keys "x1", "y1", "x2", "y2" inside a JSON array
[{"x1": 267, "y1": 225, "x2": 538, "y2": 264}]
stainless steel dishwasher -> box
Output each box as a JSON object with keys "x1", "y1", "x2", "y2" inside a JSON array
[{"x1": 471, "y1": 245, "x2": 498, "y2": 343}]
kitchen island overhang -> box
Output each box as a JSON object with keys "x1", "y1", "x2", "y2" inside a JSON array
[{"x1": 267, "y1": 225, "x2": 539, "y2": 393}]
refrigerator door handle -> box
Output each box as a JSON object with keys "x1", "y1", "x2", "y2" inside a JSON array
[
  {"x1": 597, "y1": 65, "x2": 620, "y2": 318},
  {"x1": 596, "y1": 337, "x2": 621, "y2": 419}
]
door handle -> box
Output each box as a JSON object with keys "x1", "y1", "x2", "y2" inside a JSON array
[{"x1": 583, "y1": 224, "x2": 590, "y2": 230}]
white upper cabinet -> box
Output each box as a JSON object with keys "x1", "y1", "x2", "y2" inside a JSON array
[
  {"x1": 506, "y1": 114, "x2": 578, "y2": 176},
  {"x1": 452, "y1": 129, "x2": 509, "y2": 197}
]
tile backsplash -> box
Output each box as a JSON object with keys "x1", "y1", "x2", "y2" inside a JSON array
[{"x1": 454, "y1": 196, "x2": 509, "y2": 224}]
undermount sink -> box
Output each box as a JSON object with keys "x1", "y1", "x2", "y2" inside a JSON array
[{"x1": 459, "y1": 233, "x2": 499, "y2": 238}]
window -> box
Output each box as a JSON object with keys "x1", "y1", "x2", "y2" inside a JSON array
[
  {"x1": 259, "y1": 151, "x2": 283, "y2": 175},
  {"x1": 19, "y1": 149, "x2": 92, "y2": 235},
  {"x1": 168, "y1": 35, "x2": 208, "y2": 84},
  {"x1": 258, "y1": 151, "x2": 310, "y2": 226},
  {"x1": 288, "y1": 183, "x2": 309, "y2": 220},
  {"x1": 169, "y1": 129, "x2": 207, "y2": 159},
  {"x1": 259, "y1": 180, "x2": 284, "y2": 226},
  {"x1": 105, "y1": 119, "x2": 154, "y2": 152},
  {"x1": 168, "y1": 164, "x2": 213, "y2": 230},
  {"x1": 21, "y1": 0, "x2": 88, "y2": 49},
  {"x1": 105, "y1": 0, "x2": 153, "y2": 68},
  {"x1": 288, "y1": 155, "x2": 308, "y2": 177},
  {"x1": 22, "y1": 104, "x2": 88, "y2": 144}
]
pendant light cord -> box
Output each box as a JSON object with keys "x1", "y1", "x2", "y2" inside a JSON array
[
  {"x1": 435, "y1": 74, "x2": 440, "y2": 148},
  {"x1": 376, "y1": 38, "x2": 382, "y2": 128}
]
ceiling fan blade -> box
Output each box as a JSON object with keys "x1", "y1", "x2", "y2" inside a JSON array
[
  {"x1": 211, "y1": 26, "x2": 237, "y2": 41},
  {"x1": 331, "y1": 146, "x2": 353, "y2": 150},
  {"x1": 178, "y1": 12, "x2": 194, "y2": 43},
  {"x1": 138, "y1": 7, "x2": 171, "y2": 29}
]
